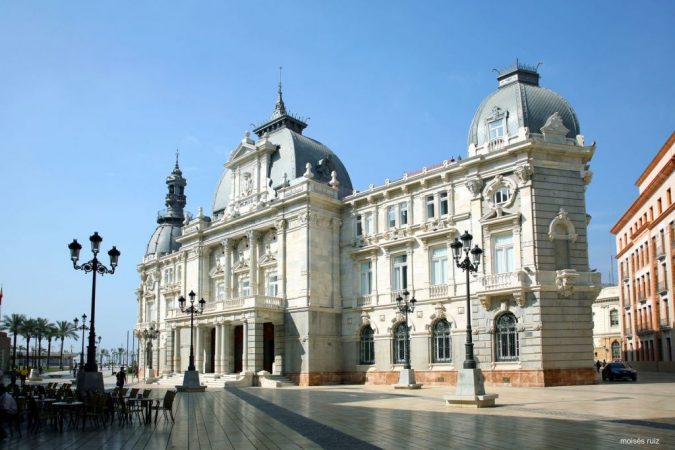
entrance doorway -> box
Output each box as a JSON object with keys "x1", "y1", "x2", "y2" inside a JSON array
[
  {"x1": 234, "y1": 325, "x2": 243, "y2": 373},
  {"x1": 263, "y1": 323, "x2": 274, "y2": 373},
  {"x1": 209, "y1": 328, "x2": 216, "y2": 373}
]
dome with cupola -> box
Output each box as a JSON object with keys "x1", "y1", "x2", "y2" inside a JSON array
[{"x1": 467, "y1": 62, "x2": 580, "y2": 152}]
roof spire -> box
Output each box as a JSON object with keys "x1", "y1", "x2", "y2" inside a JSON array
[
  {"x1": 175, "y1": 148, "x2": 180, "y2": 169},
  {"x1": 271, "y1": 66, "x2": 287, "y2": 119}
]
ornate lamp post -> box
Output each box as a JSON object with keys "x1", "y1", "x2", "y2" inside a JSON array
[
  {"x1": 177, "y1": 290, "x2": 207, "y2": 392},
  {"x1": 73, "y1": 315, "x2": 88, "y2": 373},
  {"x1": 446, "y1": 230, "x2": 497, "y2": 407},
  {"x1": 142, "y1": 325, "x2": 159, "y2": 380},
  {"x1": 68, "y1": 232, "x2": 120, "y2": 392},
  {"x1": 394, "y1": 290, "x2": 421, "y2": 389}
]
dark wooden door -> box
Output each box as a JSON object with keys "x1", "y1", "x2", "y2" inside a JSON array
[
  {"x1": 234, "y1": 325, "x2": 243, "y2": 373},
  {"x1": 263, "y1": 323, "x2": 274, "y2": 373}
]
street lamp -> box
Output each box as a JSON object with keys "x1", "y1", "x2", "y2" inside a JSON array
[
  {"x1": 73, "y1": 315, "x2": 88, "y2": 373},
  {"x1": 394, "y1": 290, "x2": 422, "y2": 389},
  {"x1": 450, "y1": 230, "x2": 483, "y2": 369},
  {"x1": 142, "y1": 325, "x2": 159, "y2": 380},
  {"x1": 68, "y1": 232, "x2": 120, "y2": 392},
  {"x1": 177, "y1": 290, "x2": 207, "y2": 392},
  {"x1": 445, "y1": 230, "x2": 497, "y2": 408}
]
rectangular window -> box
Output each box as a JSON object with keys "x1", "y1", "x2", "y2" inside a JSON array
[
  {"x1": 387, "y1": 206, "x2": 396, "y2": 228},
  {"x1": 488, "y1": 119, "x2": 505, "y2": 140},
  {"x1": 364, "y1": 213, "x2": 373, "y2": 235},
  {"x1": 360, "y1": 261, "x2": 372, "y2": 296},
  {"x1": 426, "y1": 195, "x2": 435, "y2": 219},
  {"x1": 439, "y1": 192, "x2": 448, "y2": 216},
  {"x1": 356, "y1": 215, "x2": 363, "y2": 237},
  {"x1": 266, "y1": 271, "x2": 278, "y2": 297},
  {"x1": 392, "y1": 254, "x2": 407, "y2": 290},
  {"x1": 430, "y1": 246, "x2": 448, "y2": 285},
  {"x1": 217, "y1": 283, "x2": 225, "y2": 301},
  {"x1": 399, "y1": 202, "x2": 408, "y2": 226},
  {"x1": 493, "y1": 233, "x2": 514, "y2": 273},
  {"x1": 239, "y1": 277, "x2": 250, "y2": 297}
]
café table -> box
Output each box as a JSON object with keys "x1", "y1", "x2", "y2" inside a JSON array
[
  {"x1": 126, "y1": 397, "x2": 157, "y2": 425},
  {"x1": 52, "y1": 401, "x2": 83, "y2": 431}
]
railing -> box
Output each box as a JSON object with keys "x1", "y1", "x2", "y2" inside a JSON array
[
  {"x1": 660, "y1": 319, "x2": 672, "y2": 329},
  {"x1": 479, "y1": 271, "x2": 526, "y2": 291},
  {"x1": 657, "y1": 281, "x2": 668, "y2": 294},
  {"x1": 222, "y1": 295, "x2": 285, "y2": 310},
  {"x1": 356, "y1": 294, "x2": 373, "y2": 307},
  {"x1": 487, "y1": 137, "x2": 505, "y2": 152},
  {"x1": 655, "y1": 242, "x2": 666, "y2": 260},
  {"x1": 390, "y1": 289, "x2": 408, "y2": 304},
  {"x1": 429, "y1": 284, "x2": 449, "y2": 299}
]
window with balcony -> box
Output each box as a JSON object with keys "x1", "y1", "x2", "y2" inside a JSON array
[
  {"x1": 610, "y1": 309, "x2": 619, "y2": 327},
  {"x1": 495, "y1": 313, "x2": 519, "y2": 361},
  {"x1": 360, "y1": 261, "x2": 372, "y2": 296},
  {"x1": 216, "y1": 282, "x2": 225, "y2": 301},
  {"x1": 433, "y1": 320, "x2": 452, "y2": 363},
  {"x1": 266, "y1": 271, "x2": 278, "y2": 297},
  {"x1": 387, "y1": 206, "x2": 396, "y2": 228},
  {"x1": 394, "y1": 323, "x2": 409, "y2": 364},
  {"x1": 488, "y1": 118, "x2": 505, "y2": 141},
  {"x1": 360, "y1": 327, "x2": 374, "y2": 364},
  {"x1": 493, "y1": 233, "x2": 514, "y2": 274},
  {"x1": 392, "y1": 254, "x2": 408, "y2": 290},
  {"x1": 356, "y1": 215, "x2": 363, "y2": 237},
  {"x1": 364, "y1": 212, "x2": 374, "y2": 235},
  {"x1": 430, "y1": 246, "x2": 448, "y2": 286}
]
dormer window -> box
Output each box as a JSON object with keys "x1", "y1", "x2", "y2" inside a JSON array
[
  {"x1": 488, "y1": 118, "x2": 505, "y2": 141},
  {"x1": 494, "y1": 187, "x2": 511, "y2": 205}
]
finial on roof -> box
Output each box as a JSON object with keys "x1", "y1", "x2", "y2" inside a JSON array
[
  {"x1": 175, "y1": 148, "x2": 180, "y2": 169},
  {"x1": 271, "y1": 66, "x2": 287, "y2": 119}
]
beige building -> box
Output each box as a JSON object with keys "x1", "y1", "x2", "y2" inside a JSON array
[
  {"x1": 592, "y1": 286, "x2": 621, "y2": 362},
  {"x1": 137, "y1": 63, "x2": 601, "y2": 387},
  {"x1": 612, "y1": 132, "x2": 675, "y2": 371}
]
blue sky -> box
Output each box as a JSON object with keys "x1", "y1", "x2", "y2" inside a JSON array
[{"x1": 0, "y1": 1, "x2": 673, "y2": 355}]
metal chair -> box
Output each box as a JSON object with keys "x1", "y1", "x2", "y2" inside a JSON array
[{"x1": 151, "y1": 390, "x2": 176, "y2": 424}]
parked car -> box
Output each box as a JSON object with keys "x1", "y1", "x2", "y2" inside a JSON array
[{"x1": 602, "y1": 362, "x2": 637, "y2": 381}]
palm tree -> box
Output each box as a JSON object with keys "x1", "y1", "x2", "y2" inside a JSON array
[
  {"x1": 34, "y1": 317, "x2": 51, "y2": 371},
  {"x1": 100, "y1": 349, "x2": 110, "y2": 367},
  {"x1": 55, "y1": 320, "x2": 78, "y2": 369},
  {"x1": 117, "y1": 347, "x2": 125, "y2": 366},
  {"x1": 45, "y1": 323, "x2": 58, "y2": 371},
  {"x1": 21, "y1": 318, "x2": 37, "y2": 368},
  {"x1": 1, "y1": 313, "x2": 26, "y2": 370}
]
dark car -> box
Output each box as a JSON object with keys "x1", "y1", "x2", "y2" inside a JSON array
[{"x1": 602, "y1": 362, "x2": 637, "y2": 382}]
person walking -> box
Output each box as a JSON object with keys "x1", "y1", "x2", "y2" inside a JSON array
[
  {"x1": 116, "y1": 366, "x2": 127, "y2": 389},
  {"x1": 595, "y1": 360, "x2": 601, "y2": 373}
]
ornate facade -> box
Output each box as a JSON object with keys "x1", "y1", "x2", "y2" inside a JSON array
[{"x1": 136, "y1": 63, "x2": 601, "y2": 387}]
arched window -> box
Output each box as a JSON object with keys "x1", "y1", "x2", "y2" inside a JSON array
[
  {"x1": 611, "y1": 341, "x2": 621, "y2": 360},
  {"x1": 610, "y1": 309, "x2": 619, "y2": 327},
  {"x1": 360, "y1": 327, "x2": 374, "y2": 364},
  {"x1": 496, "y1": 313, "x2": 519, "y2": 361},
  {"x1": 433, "y1": 320, "x2": 452, "y2": 363},
  {"x1": 394, "y1": 323, "x2": 409, "y2": 364}
]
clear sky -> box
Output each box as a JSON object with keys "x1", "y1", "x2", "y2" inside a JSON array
[{"x1": 0, "y1": 1, "x2": 673, "y2": 357}]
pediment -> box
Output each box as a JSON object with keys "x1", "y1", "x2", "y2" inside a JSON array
[
  {"x1": 228, "y1": 142, "x2": 257, "y2": 165},
  {"x1": 480, "y1": 209, "x2": 520, "y2": 226}
]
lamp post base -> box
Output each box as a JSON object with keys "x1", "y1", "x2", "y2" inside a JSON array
[
  {"x1": 394, "y1": 368, "x2": 423, "y2": 389},
  {"x1": 444, "y1": 368, "x2": 498, "y2": 408},
  {"x1": 177, "y1": 370, "x2": 206, "y2": 392},
  {"x1": 76, "y1": 371, "x2": 104, "y2": 394}
]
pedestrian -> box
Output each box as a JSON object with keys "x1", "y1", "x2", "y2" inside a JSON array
[
  {"x1": 595, "y1": 360, "x2": 601, "y2": 373},
  {"x1": 72, "y1": 363, "x2": 77, "y2": 377},
  {"x1": 116, "y1": 366, "x2": 127, "y2": 389},
  {"x1": 0, "y1": 384, "x2": 18, "y2": 440}
]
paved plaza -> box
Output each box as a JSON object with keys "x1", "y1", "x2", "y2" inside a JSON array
[{"x1": 2, "y1": 371, "x2": 675, "y2": 449}]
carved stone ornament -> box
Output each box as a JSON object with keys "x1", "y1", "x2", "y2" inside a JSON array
[
  {"x1": 275, "y1": 218, "x2": 287, "y2": 230},
  {"x1": 540, "y1": 112, "x2": 569, "y2": 136},
  {"x1": 556, "y1": 269, "x2": 579, "y2": 298},
  {"x1": 329, "y1": 170, "x2": 340, "y2": 189},
  {"x1": 484, "y1": 174, "x2": 518, "y2": 209},
  {"x1": 515, "y1": 164, "x2": 533, "y2": 185},
  {"x1": 303, "y1": 162, "x2": 314, "y2": 179},
  {"x1": 429, "y1": 303, "x2": 447, "y2": 322},
  {"x1": 465, "y1": 176, "x2": 483, "y2": 198},
  {"x1": 548, "y1": 208, "x2": 578, "y2": 242},
  {"x1": 581, "y1": 170, "x2": 593, "y2": 186},
  {"x1": 361, "y1": 311, "x2": 371, "y2": 327}
]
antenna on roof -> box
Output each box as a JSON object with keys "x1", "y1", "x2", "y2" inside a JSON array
[{"x1": 536, "y1": 62, "x2": 543, "y2": 71}]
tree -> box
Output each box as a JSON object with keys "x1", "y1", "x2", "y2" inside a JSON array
[
  {"x1": 34, "y1": 317, "x2": 51, "y2": 371},
  {"x1": 55, "y1": 320, "x2": 78, "y2": 369},
  {"x1": 0, "y1": 313, "x2": 26, "y2": 370},
  {"x1": 100, "y1": 348, "x2": 110, "y2": 366},
  {"x1": 20, "y1": 318, "x2": 37, "y2": 368},
  {"x1": 45, "y1": 323, "x2": 58, "y2": 371},
  {"x1": 118, "y1": 347, "x2": 125, "y2": 366}
]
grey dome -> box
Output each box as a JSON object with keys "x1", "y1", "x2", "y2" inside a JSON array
[
  {"x1": 468, "y1": 64, "x2": 580, "y2": 148},
  {"x1": 212, "y1": 127, "x2": 353, "y2": 214},
  {"x1": 145, "y1": 223, "x2": 182, "y2": 256}
]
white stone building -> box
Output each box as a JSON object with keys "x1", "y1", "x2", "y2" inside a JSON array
[
  {"x1": 592, "y1": 286, "x2": 621, "y2": 362},
  {"x1": 136, "y1": 63, "x2": 601, "y2": 387}
]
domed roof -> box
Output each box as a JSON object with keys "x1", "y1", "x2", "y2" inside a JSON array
[
  {"x1": 212, "y1": 87, "x2": 353, "y2": 215},
  {"x1": 467, "y1": 63, "x2": 580, "y2": 149},
  {"x1": 145, "y1": 223, "x2": 182, "y2": 256}
]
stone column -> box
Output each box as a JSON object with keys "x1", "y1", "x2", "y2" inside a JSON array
[
  {"x1": 222, "y1": 239, "x2": 232, "y2": 298},
  {"x1": 194, "y1": 325, "x2": 202, "y2": 372},
  {"x1": 276, "y1": 220, "x2": 287, "y2": 298},
  {"x1": 242, "y1": 319, "x2": 249, "y2": 372},
  {"x1": 222, "y1": 323, "x2": 231, "y2": 373},
  {"x1": 173, "y1": 327, "x2": 181, "y2": 373},
  {"x1": 214, "y1": 323, "x2": 222, "y2": 373},
  {"x1": 247, "y1": 230, "x2": 259, "y2": 295},
  {"x1": 247, "y1": 319, "x2": 263, "y2": 373}
]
